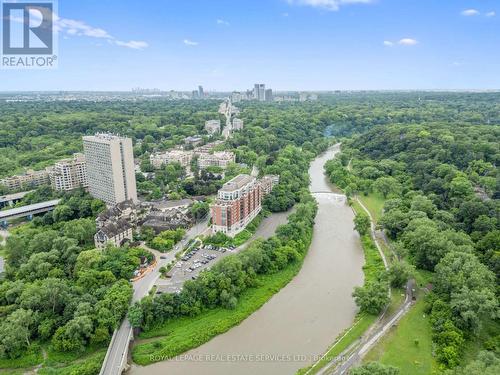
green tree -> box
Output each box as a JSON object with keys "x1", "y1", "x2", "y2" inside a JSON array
[
  {"x1": 354, "y1": 212, "x2": 371, "y2": 236},
  {"x1": 352, "y1": 279, "x2": 389, "y2": 315}
]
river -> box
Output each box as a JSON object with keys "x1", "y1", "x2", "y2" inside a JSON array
[{"x1": 129, "y1": 144, "x2": 365, "y2": 375}]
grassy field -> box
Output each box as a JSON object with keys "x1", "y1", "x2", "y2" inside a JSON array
[
  {"x1": 357, "y1": 193, "x2": 385, "y2": 223},
  {"x1": 363, "y1": 299, "x2": 438, "y2": 375},
  {"x1": 132, "y1": 258, "x2": 305, "y2": 365}
]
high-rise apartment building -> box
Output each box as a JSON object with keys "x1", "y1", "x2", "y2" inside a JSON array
[
  {"x1": 210, "y1": 174, "x2": 262, "y2": 236},
  {"x1": 50, "y1": 153, "x2": 88, "y2": 191},
  {"x1": 198, "y1": 85, "x2": 204, "y2": 98},
  {"x1": 83, "y1": 133, "x2": 137, "y2": 206}
]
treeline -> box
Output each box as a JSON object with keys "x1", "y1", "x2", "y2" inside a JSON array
[
  {"x1": 128, "y1": 146, "x2": 318, "y2": 330},
  {"x1": 328, "y1": 123, "x2": 499, "y2": 371},
  {"x1": 0, "y1": 100, "x2": 219, "y2": 179}
]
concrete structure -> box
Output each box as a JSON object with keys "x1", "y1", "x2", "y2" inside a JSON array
[
  {"x1": 50, "y1": 153, "x2": 88, "y2": 191},
  {"x1": 0, "y1": 168, "x2": 51, "y2": 191},
  {"x1": 260, "y1": 174, "x2": 280, "y2": 195},
  {"x1": 265, "y1": 88, "x2": 273, "y2": 102},
  {"x1": 94, "y1": 218, "x2": 133, "y2": 248},
  {"x1": 198, "y1": 151, "x2": 235, "y2": 169},
  {"x1": 211, "y1": 174, "x2": 262, "y2": 236},
  {"x1": 232, "y1": 118, "x2": 244, "y2": 131},
  {"x1": 83, "y1": 133, "x2": 137, "y2": 206},
  {"x1": 205, "y1": 120, "x2": 221, "y2": 135},
  {"x1": 0, "y1": 199, "x2": 61, "y2": 226},
  {"x1": 0, "y1": 190, "x2": 33, "y2": 209},
  {"x1": 150, "y1": 149, "x2": 192, "y2": 169}
]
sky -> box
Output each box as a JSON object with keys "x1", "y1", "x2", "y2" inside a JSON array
[{"x1": 0, "y1": 0, "x2": 499, "y2": 91}]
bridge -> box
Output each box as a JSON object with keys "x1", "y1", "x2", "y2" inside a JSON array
[
  {"x1": 0, "y1": 199, "x2": 61, "y2": 226},
  {"x1": 0, "y1": 191, "x2": 33, "y2": 209}
]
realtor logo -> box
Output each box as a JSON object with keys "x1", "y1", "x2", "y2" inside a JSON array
[{"x1": 1, "y1": 0, "x2": 57, "y2": 68}]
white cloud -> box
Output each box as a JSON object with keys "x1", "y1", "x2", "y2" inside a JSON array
[
  {"x1": 286, "y1": 0, "x2": 374, "y2": 12},
  {"x1": 115, "y1": 40, "x2": 149, "y2": 50},
  {"x1": 461, "y1": 9, "x2": 480, "y2": 16},
  {"x1": 216, "y1": 19, "x2": 229, "y2": 26},
  {"x1": 183, "y1": 39, "x2": 199, "y2": 46},
  {"x1": 383, "y1": 40, "x2": 394, "y2": 47},
  {"x1": 486, "y1": 11, "x2": 496, "y2": 17},
  {"x1": 7, "y1": 8, "x2": 148, "y2": 49},
  {"x1": 398, "y1": 38, "x2": 418, "y2": 46},
  {"x1": 282, "y1": 12, "x2": 290, "y2": 17}
]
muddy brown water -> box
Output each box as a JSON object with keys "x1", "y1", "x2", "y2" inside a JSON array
[{"x1": 130, "y1": 145, "x2": 365, "y2": 375}]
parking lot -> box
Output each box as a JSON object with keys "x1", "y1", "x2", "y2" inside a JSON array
[{"x1": 155, "y1": 243, "x2": 238, "y2": 294}]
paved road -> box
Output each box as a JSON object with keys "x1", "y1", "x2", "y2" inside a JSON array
[
  {"x1": 0, "y1": 256, "x2": 4, "y2": 274},
  {"x1": 99, "y1": 217, "x2": 210, "y2": 375}
]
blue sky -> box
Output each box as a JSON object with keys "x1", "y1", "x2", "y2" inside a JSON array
[{"x1": 1, "y1": 0, "x2": 499, "y2": 91}]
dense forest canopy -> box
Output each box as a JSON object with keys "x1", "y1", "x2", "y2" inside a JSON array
[
  {"x1": 1, "y1": 91, "x2": 499, "y2": 179},
  {"x1": 0, "y1": 92, "x2": 498, "y2": 373}
]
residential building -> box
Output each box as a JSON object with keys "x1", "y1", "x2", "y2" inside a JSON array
[
  {"x1": 210, "y1": 174, "x2": 262, "y2": 237},
  {"x1": 150, "y1": 149, "x2": 192, "y2": 169},
  {"x1": 0, "y1": 168, "x2": 52, "y2": 191},
  {"x1": 50, "y1": 153, "x2": 88, "y2": 191},
  {"x1": 205, "y1": 120, "x2": 221, "y2": 135},
  {"x1": 260, "y1": 174, "x2": 280, "y2": 195},
  {"x1": 198, "y1": 151, "x2": 235, "y2": 169},
  {"x1": 198, "y1": 85, "x2": 204, "y2": 98},
  {"x1": 193, "y1": 140, "x2": 223, "y2": 154},
  {"x1": 94, "y1": 218, "x2": 133, "y2": 248},
  {"x1": 96, "y1": 199, "x2": 138, "y2": 229},
  {"x1": 232, "y1": 118, "x2": 244, "y2": 130},
  {"x1": 83, "y1": 133, "x2": 137, "y2": 206}
]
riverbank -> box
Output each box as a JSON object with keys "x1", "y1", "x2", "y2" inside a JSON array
[
  {"x1": 132, "y1": 255, "x2": 306, "y2": 365},
  {"x1": 129, "y1": 145, "x2": 366, "y2": 375}
]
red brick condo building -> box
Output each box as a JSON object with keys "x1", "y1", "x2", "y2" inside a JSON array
[{"x1": 211, "y1": 174, "x2": 279, "y2": 237}]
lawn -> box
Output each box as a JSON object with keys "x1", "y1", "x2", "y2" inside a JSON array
[
  {"x1": 363, "y1": 299, "x2": 438, "y2": 375},
  {"x1": 358, "y1": 192, "x2": 385, "y2": 223},
  {"x1": 132, "y1": 258, "x2": 305, "y2": 365}
]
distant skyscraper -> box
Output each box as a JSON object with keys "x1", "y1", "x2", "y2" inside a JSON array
[
  {"x1": 198, "y1": 85, "x2": 204, "y2": 98},
  {"x1": 83, "y1": 133, "x2": 137, "y2": 206},
  {"x1": 265, "y1": 89, "x2": 273, "y2": 102}
]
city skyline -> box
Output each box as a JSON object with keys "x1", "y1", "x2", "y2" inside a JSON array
[{"x1": 0, "y1": 0, "x2": 499, "y2": 91}]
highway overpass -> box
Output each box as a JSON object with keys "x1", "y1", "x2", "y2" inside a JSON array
[{"x1": 0, "y1": 199, "x2": 61, "y2": 226}]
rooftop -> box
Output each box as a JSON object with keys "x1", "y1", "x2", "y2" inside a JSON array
[
  {"x1": 220, "y1": 174, "x2": 255, "y2": 192},
  {"x1": 97, "y1": 218, "x2": 132, "y2": 238}
]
